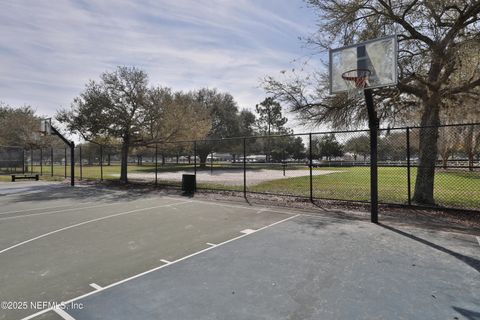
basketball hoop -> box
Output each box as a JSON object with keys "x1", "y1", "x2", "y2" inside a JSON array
[
  {"x1": 39, "y1": 118, "x2": 52, "y2": 136},
  {"x1": 341, "y1": 69, "x2": 371, "y2": 98}
]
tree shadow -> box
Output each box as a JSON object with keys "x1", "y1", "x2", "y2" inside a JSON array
[
  {"x1": 452, "y1": 306, "x2": 480, "y2": 320},
  {"x1": 3, "y1": 182, "x2": 180, "y2": 204},
  {"x1": 378, "y1": 223, "x2": 480, "y2": 273}
]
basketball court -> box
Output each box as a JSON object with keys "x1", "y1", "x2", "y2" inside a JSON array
[{"x1": 0, "y1": 181, "x2": 478, "y2": 320}]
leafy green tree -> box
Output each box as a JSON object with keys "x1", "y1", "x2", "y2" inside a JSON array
[
  {"x1": 315, "y1": 134, "x2": 344, "y2": 161},
  {"x1": 58, "y1": 66, "x2": 210, "y2": 182},
  {"x1": 269, "y1": 135, "x2": 306, "y2": 162},
  {"x1": 193, "y1": 88, "x2": 243, "y2": 167},
  {"x1": 58, "y1": 66, "x2": 149, "y2": 182},
  {"x1": 230, "y1": 109, "x2": 257, "y2": 162},
  {"x1": 344, "y1": 135, "x2": 370, "y2": 161},
  {"x1": 286, "y1": 136, "x2": 306, "y2": 160},
  {"x1": 255, "y1": 97, "x2": 288, "y2": 135},
  {"x1": 0, "y1": 104, "x2": 41, "y2": 148},
  {"x1": 255, "y1": 97, "x2": 288, "y2": 162}
]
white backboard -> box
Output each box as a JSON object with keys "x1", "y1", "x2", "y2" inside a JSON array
[
  {"x1": 40, "y1": 118, "x2": 52, "y2": 135},
  {"x1": 329, "y1": 35, "x2": 398, "y2": 94}
]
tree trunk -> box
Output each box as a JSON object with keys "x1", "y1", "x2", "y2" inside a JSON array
[
  {"x1": 120, "y1": 139, "x2": 129, "y2": 183},
  {"x1": 442, "y1": 156, "x2": 448, "y2": 169},
  {"x1": 199, "y1": 151, "x2": 209, "y2": 168},
  {"x1": 468, "y1": 153, "x2": 474, "y2": 172},
  {"x1": 412, "y1": 97, "x2": 441, "y2": 205}
]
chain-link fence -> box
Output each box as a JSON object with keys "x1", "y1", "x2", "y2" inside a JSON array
[
  {"x1": 5, "y1": 123, "x2": 478, "y2": 211},
  {"x1": 0, "y1": 146, "x2": 24, "y2": 174}
]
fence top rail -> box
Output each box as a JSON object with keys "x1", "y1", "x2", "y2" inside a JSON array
[
  {"x1": 14, "y1": 122, "x2": 480, "y2": 150},
  {"x1": 111, "y1": 122, "x2": 480, "y2": 146},
  {"x1": 379, "y1": 122, "x2": 480, "y2": 131}
]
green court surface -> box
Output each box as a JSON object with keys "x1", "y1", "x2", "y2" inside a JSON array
[{"x1": 0, "y1": 181, "x2": 478, "y2": 320}]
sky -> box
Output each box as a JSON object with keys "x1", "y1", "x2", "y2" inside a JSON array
[{"x1": 0, "y1": 0, "x2": 320, "y2": 132}]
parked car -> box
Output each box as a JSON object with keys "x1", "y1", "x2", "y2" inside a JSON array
[{"x1": 306, "y1": 160, "x2": 321, "y2": 168}]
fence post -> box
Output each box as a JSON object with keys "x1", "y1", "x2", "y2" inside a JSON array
[
  {"x1": 155, "y1": 143, "x2": 158, "y2": 186},
  {"x1": 406, "y1": 127, "x2": 412, "y2": 206},
  {"x1": 193, "y1": 141, "x2": 197, "y2": 176},
  {"x1": 243, "y1": 138, "x2": 247, "y2": 198},
  {"x1": 70, "y1": 142, "x2": 75, "y2": 186},
  {"x1": 30, "y1": 149, "x2": 33, "y2": 173},
  {"x1": 365, "y1": 89, "x2": 378, "y2": 223},
  {"x1": 50, "y1": 148, "x2": 53, "y2": 176},
  {"x1": 79, "y1": 146, "x2": 83, "y2": 180},
  {"x1": 64, "y1": 147, "x2": 67, "y2": 178},
  {"x1": 210, "y1": 150, "x2": 213, "y2": 174},
  {"x1": 22, "y1": 149, "x2": 25, "y2": 174},
  {"x1": 309, "y1": 133, "x2": 313, "y2": 202},
  {"x1": 40, "y1": 148, "x2": 43, "y2": 176},
  {"x1": 100, "y1": 145, "x2": 103, "y2": 181}
]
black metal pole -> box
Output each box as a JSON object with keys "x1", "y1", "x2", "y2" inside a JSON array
[
  {"x1": 365, "y1": 88, "x2": 378, "y2": 223},
  {"x1": 282, "y1": 149, "x2": 286, "y2": 177},
  {"x1": 210, "y1": 151, "x2": 213, "y2": 174},
  {"x1": 406, "y1": 127, "x2": 412, "y2": 206},
  {"x1": 309, "y1": 133, "x2": 313, "y2": 202},
  {"x1": 50, "y1": 147, "x2": 53, "y2": 176},
  {"x1": 79, "y1": 146, "x2": 83, "y2": 180},
  {"x1": 22, "y1": 149, "x2": 25, "y2": 174},
  {"x1": 243, "y1": 138, "x2": 247, "y2": 198},
  {"x1": 40, "y1": 148, "x2": 43, "y2": 176},
  {"x1": 155, "y1": 143, "x2": 158, "y2": 186},
  {"x1": 70, "y1": 142, "x2": 75, "y2": 186},
  {"x1": 30, "y1": 149, "x2": 33, "y2": 173},
  {"x1": 100, "y1": 145, "x2": 103, "y2": 181},
  {"x1": 193, "y1": 141, "x2": 197, "y2": 176},
  {"x1": 64, "y1": 147, "x2": 67, "y2": 178}
]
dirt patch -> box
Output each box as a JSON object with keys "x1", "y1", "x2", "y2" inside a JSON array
[{"x1": 111, "y1": 169, "x2": 341, "y2": 186}]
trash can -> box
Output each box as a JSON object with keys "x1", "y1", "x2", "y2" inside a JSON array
[{"x1": 182, "y1": 174, "x2": 196, "y2": 194}]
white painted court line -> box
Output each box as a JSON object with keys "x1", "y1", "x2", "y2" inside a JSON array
[
  {"x1": 21, "y1": 214, "x2": 299, "y2": 320},
  {"x1": 0, "y1": 200, "x2": 191, "y2": 255},
  {"x1": 0, "y1": 203, "x2": 128, "y2": 221},
  {"x1": 53, "y1": 308, "x2": 76, "y2": 320},
  {"x1": 164, "y1": 196, "x2": 307, "y2": 217},
  {"x1": 89, "y1": 283, "x2": 102, "y2": 290},
  {"x1": 206, "y1": 242, "x2": 217, "y2": 246},
  {"x1": 0, "y1": 196, "x2": 170, "y2": 220},
  {"x1": 160, "y1": 259, "x2": 171, "y2": 264},
  {"x1": 0, "y1": 203, "x2": 91, "y2": 215},
  {"x1": 240, "y1": 229, "x2": 256, "y2": 234}
]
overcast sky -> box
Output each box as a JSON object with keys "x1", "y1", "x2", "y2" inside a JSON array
[{"x1": 0, "y1": 0, "x2": 319, "y2": 130}]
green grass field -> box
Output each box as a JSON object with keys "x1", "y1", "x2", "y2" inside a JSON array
[
  {"x1": 251, "y1": 167, "x2": 480, "y2": 209},
  {"x1": 3, "y1": 164, "x2": 479, "y2": 210}
]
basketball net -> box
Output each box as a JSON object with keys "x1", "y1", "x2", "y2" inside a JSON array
[{"x1": 342, "y1": 69, "x2": 371, "y2": 99}]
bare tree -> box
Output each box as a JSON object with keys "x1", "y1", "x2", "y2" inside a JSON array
[{"x1": 264, "y1": 0, "x2": 480, "y2": 205}]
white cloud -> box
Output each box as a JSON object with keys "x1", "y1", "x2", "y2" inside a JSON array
[{"x1": 0, "y1": 0, "x2": 318, "y2": 131}]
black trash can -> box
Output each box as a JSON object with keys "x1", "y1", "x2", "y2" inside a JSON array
[{"x1": 182, "y1": 174, "x2": 196, "y2": 194}]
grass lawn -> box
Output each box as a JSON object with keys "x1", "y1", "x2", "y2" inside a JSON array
[
  {"x1": 251, "y1": 167, "x2": 480, "y2": 209},
  {"x1": 6, "y1": 164, "x2": 479, "y2": 210}
]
